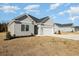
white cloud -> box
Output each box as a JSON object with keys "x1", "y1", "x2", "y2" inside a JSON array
[
  {"x1": 47, "y1": 3, "x2": 62, "y2": 12},
  {"x1": 0, "y1": 5, "x2": 20, "y2": 13},
  {"x1": 67, "y1": 7, "x2": 79, "y2": 15},
  {"x1": 24, "y1": 5, "x2": 40, "y2": 13},
  {"x1": 49, "y1": 3, "x2": 62, "y2": 10},
  {"x1": 61, "y1": 6, "x2": 79, "y2": 16},
  {"x1": 69, "y1": 16, "x2": 79, "y2": 21},
  {"x1": 66, "y1": 6, "x2": 79, "y2": 21},
  {"x1": 58, "y1": 11, "x2": 65, "y2": 16},
  {"x1": 58, "y1": 6, "x2": 79, "y2": 21}
]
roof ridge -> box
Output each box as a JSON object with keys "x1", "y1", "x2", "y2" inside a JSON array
[
  {"x1": 28, "y1": 14, "x2": 40, "y2": 23},
  {"x1": 40, "y1": 16, "x2": 50, "y2": 23}
]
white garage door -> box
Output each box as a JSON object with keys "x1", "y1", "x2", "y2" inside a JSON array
[{"x1": 42, "y1": 27, "x2": 53, "y2": 35}]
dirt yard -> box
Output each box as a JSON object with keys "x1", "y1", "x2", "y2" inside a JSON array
[{"x1": 0, "y1": 32, "x2": 79, "y2": 56}]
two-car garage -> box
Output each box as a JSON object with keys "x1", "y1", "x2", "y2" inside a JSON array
[
  {"x1": 42, "y1": 27, "x2": 53, "y2": 35},
  {"x1": 37, "y1": 25, "x2": 54, "y2": 36},
  {"x1": 42, "y1": 27, "x2": 54, "y2": 36}
]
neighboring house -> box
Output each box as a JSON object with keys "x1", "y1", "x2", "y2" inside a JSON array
[
  {"x1": 54, "y1": 23, "x2": 74, "y2": 33},
  {"x1": 8, "y1": 14, "x2": 54, "y2": 37},
  {"x1": 74, "y1": 26, "x2": 79, "y2": 32}
]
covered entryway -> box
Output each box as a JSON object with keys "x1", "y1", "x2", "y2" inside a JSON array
[
  {"x1": 34, "y1": 25, "x2": 38, "y2": 35},
  {"x1": 42, "y1": 27, "x2": 54, "y2": 35}
]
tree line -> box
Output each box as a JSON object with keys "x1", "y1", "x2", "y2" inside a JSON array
[{"x1": 0, "y1": 23, "x2": 7, "y2": 32}]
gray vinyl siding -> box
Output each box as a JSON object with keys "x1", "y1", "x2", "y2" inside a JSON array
[
  {"x1": 54, "y1": 25, "x2": 74, "y2": 33},
  {"x1": 74, "y1": 27, "x2": 79, "y2": 32},
  {"x1": 37, "y1": 18, "x2": 54, "y2": 35},
  {"x1": 14, "y1": 22, "x2": 34, "y2": 36},
  {"x1": 43, "y1": 18, "x2": 53, "y2": 25},
  {"x1": 8, "y1": 23, "x2": 15, "y2": 36}
]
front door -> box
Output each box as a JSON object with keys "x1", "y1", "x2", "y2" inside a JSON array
[{"x1": 34, "y1": 25, "x2": 38, "y2": 35}]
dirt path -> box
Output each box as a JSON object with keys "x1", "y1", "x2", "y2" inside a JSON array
[{"x1": 53, "y1": 34, "x2": 79, "y2": 40}]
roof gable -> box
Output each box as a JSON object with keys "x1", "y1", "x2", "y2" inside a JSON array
[{"x1": 40, "y1": 16, "x2": 50, "y2": 23}]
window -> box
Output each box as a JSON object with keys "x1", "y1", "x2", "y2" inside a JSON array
[
  {"x1": 26, "y1": 25, "x2": 29, "y2": 31},
  {"x1": 21, "y1": 25, "x2": 29, "y2": 31},
  {"x1": 21, "y1": 25, "x2": 25, "y2": 31}
]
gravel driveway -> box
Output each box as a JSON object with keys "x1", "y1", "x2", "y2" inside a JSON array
[{"x1": 53, "y1": 34, "x2": 79, "y2": 40}]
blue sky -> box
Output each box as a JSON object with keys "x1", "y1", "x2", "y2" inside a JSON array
[{"x1": 0, "y1": 3, "x2": 79, "y2": 26}]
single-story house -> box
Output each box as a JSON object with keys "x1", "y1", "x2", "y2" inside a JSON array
[
  {"x1": 54, "y1": 23, "x2": 75, "y2": 33},
  {"x1": 8, "y1": 14, "x2": 54, "y2": 37},
  {"x1": 74, "y1": 26, "x2": 79, "y2": 32}
]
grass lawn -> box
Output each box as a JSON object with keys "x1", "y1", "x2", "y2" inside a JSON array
[{"x1": 0, "y1": 32, "x2": 79, "y2": 56}]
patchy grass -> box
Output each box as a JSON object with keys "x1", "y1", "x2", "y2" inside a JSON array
[{"x1": 0, "y1": 32, "x2": 79, "y2": 56}]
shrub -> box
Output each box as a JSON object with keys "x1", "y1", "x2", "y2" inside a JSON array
[
  {"x1": 13, "y1": 34, "x2": 16, "y2": 38},
  {"x1": 5, "y1": 32, "x2": 12, "y2": 40},
  {"x1": 71, "y1": 30, "x2": 73, "y2": 32},
  {"x1": 54, "y1": 32, "x2": 56, "y2": 34},
  {"x1": 58, "y1": 30, "x2": 61, "y2": 34},
  {"x1": 31, "y1": 33, "x2": 34, "y2": 36}
]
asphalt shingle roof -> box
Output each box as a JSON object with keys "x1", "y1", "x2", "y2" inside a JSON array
[
  {"x1": 14, "y1": 14, "x2": 49, "y2": 23},
  {"x1": 54, "y1": 23, "x2": 73, "y2": 27},
  {"x1": 15, "y1": 15, "x2": 28, "y2": 21}
]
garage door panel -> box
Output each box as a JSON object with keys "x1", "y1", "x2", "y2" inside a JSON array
[{"x1": 42, "y1": 27, "x2": 53, "y2": 35}]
